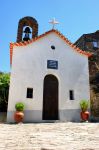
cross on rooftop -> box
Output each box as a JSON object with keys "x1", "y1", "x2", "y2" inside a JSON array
[{"x1": 49, "y1": 18, "x2": 59, "y2": 29}]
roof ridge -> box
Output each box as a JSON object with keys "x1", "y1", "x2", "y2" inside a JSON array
[{"x1": 10, "y1": 29, "x2": 92, "y2": 64}]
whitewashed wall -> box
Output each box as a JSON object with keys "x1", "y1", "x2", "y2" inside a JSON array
[{"x1": 7, "y1": 32, "x2": 90, "y2": 122}]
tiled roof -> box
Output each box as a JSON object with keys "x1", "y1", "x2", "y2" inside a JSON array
[{"x1": 10, "y1": 29, "x2": 92, "y2": 65}]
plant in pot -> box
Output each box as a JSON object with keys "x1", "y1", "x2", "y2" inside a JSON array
[
  {"x1": 14, "y1": 102, "x2": 25, "y2": 123},
  {"x1": 80, "y1": 100, "x2": 90, "y2": 122}
]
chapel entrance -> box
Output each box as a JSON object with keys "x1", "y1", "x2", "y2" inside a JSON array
[{"x1": 43, "y1": 75, "x2": 59, "y2": 120}]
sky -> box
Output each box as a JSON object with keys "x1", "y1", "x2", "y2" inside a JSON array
[{"x1": 1, "y1": 0, "x2": 99, "y2": 72}]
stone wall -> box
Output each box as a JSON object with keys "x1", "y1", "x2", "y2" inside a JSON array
[
  {"x1": 75, "y1": 31, "x2": 99, "y2": 117},
  {"x1": 0, "y1": 112, "x2": 7, "y2": 122}
]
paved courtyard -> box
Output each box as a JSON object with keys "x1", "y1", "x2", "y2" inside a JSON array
[{"x1": 0, "y1": 122, "x2": 99, "y2": 150}]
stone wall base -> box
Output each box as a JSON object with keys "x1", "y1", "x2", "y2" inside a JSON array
[{"x1": 7, "y1": 109, "x2": 81, "y2": 123}]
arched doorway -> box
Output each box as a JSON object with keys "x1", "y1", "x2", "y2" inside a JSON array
[{"x1": 43, "y1": 75, "x2": 59, "y2": 120}]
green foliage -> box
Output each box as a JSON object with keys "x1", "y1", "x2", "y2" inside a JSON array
[
  {"x1": 0, "y1": 72, "x2": 10, "y2": 112},
  {"x1": 80, "y1": 100, "x2": 89, "y2": 112},
  {"x1": 15, "y1": 102, "x2": 25, "y2": 111}
]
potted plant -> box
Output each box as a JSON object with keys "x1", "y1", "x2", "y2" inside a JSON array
[
  {"x1": 14, "y1": 102, "x2": 25, "y2": 123},
  {"x1": 80, "y1": 100, "x2": 90, "y2": 122}
]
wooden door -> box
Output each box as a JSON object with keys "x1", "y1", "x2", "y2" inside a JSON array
[{"x1": 43, "y1": 75, "x2": 58, "y2": 120}]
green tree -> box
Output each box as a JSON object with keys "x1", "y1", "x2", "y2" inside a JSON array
[{"x1": 0, "y1": 72, "x2": 10, "y2": 112}]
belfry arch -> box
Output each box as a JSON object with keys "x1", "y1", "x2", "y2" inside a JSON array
[{"x1": 17, "y1": 16, "x2": 38, "y2": 42}]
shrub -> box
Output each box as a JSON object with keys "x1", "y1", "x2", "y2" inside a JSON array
[
  {"x1": 80, "y1": 100, "x2": 89, "y2": 112},
  {"x1": 15, "y1": 102, "x2": 25, "y2": 111},
  {"x1": 0, "y1": 73, "x2": 10, "y2": 112}
]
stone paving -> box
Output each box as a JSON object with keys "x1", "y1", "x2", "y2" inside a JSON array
[{"x1": 0, "y1": 122, "x2": 99, "y2": 150}]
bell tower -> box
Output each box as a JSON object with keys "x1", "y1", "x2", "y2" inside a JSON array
[{"x1": 17, "y1": 16, "x2": 38, "y2": 42}]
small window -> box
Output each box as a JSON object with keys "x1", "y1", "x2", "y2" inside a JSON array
[
  {"x1": 93, "y1": 41, "x2": 99, "y2": 49},
  {"x1": 93, "y1": 41, "x2": 98, "y2": 47},
  {"x1": 69, "y1": 90, "x2": 74, "y2": 100},
  {"x1": 51, "y1": 45, "x2": 55, "y2": 50},
  {"x1": 27, "y1": 88, "x2": 33, "y2": 98}
]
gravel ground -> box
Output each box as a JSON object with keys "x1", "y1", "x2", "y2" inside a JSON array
[{"x1": 0, "y1": 122, "x2": 99, "y2": 150}]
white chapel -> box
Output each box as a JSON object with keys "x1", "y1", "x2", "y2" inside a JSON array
[{"x1": 7, "y1": 17, "x2": 92, "y2": 122}]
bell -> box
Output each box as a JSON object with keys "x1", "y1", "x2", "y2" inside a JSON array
[
  {"x1": 24, "y1": 27, "x2": 31, "y2": 33},
  {"x1": 23, "y1": 27, "x2": 31, "y2": 41}
]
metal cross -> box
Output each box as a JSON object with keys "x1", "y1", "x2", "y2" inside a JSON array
[{"x1": 49, "y1": 18, "x2": 59, "y2": 29}]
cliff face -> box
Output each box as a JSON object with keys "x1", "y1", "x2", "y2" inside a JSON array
[{"x1": 75, "y1": 31, "x2": 99, "y2": 117}]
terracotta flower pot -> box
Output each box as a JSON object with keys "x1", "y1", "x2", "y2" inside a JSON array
[
  {"x1": 14, "y1": 111, "x2": 24, "y2": 123},
  {"x1": 80, "y1": 111, "x2": 90, "y2": 121}
]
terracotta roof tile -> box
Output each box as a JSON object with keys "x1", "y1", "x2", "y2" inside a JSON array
[{"x1": 10, "y1": 29, "x2": 92, "y2": 65}]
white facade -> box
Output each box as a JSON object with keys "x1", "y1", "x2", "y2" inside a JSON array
[{"x1": 7, "y1": 31, "x2": 90, "y2": 122}]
